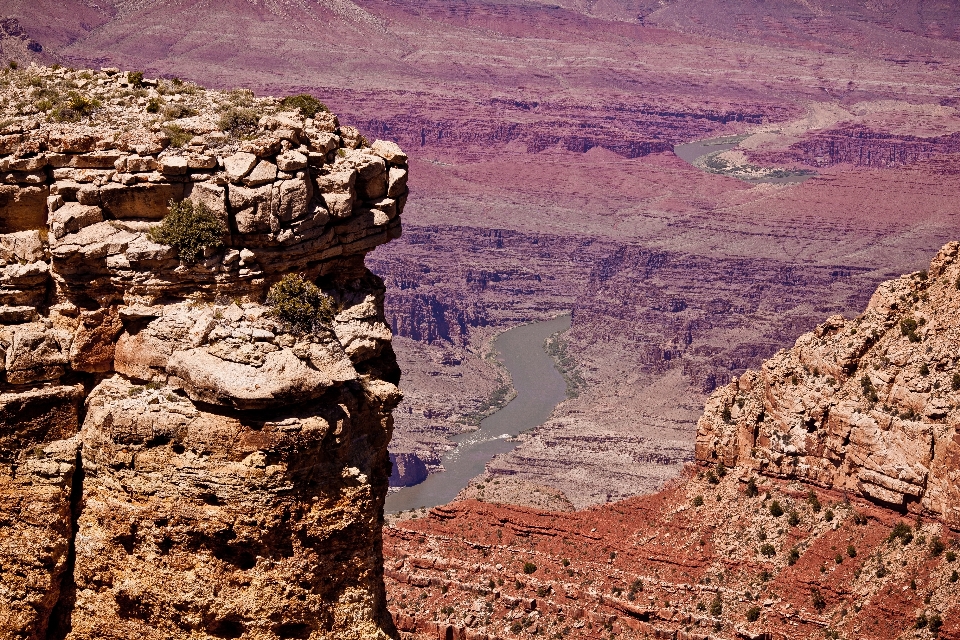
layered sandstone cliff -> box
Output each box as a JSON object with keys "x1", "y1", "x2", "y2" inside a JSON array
[
  {"x1": 0, "y1": 65, "x2": 406, "y2": 640},
  {"x1": 697, "y1": 242, "x2": 960, "y2": 528}
]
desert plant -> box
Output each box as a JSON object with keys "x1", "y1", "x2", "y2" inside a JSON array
[
  {"x1": 860, "y1": 375, "x2": 879, "y2": 403},
  {"x1": 889, "y1": 521, "x2": 913, "y2": 544},
  {"x1": 788, "y1": 510, "x2": 801, "y2": 526},
  {"x1": 787, "y1": 547, "x2": 800, "y2": 565},
  {"x1": 759, "y1": 544, "x2": 776, "y2": 557},
  {"x1": 811, "y1": 587, "x2": 826, "y2": 611},
  {"x1": 266, "y1": 274, "x2": 336, "y2": 334},
  {"x1": 146, "y1": 97, "x2": 163, "y2": 113},
  {"x1": 162, "y1": 103, "x2": 197, "y2": 120},
  {"x1": 745, "y1": 606, "x2": 760, "y2": 622},
  {"x1": 769, "y1": 501, "x2": 784, "y2": 517},
  {"x1": 280, "y1": 93, "x2": 330, "y2": 117},
  {"x1": 162, "y1": 124, "x2": 192, "y2": 148},
  {"x1": 930, "y1": 536, "x2": 946, "y2": 557},
  {"x1": 148, "y1": 199, "x2": 224, "y2": 262},
  {"x1": 709, "y1": 594, "x2": 722, "y2": 617},
  {"x1": 745, "y1": 477, "x2": 758, "y2": 497},
  {"x1": 847, "y1": 544, "x2": 857, "y2": 558},
  {"x1": 127, "y1": 70, "x2": 144, "y2": 87},
  {"x1": 218, "y1": 105, "x2": 260, "y2": 135},
  {"x1": 522, "y1": 561, "x2": 537, "y2": 575}
]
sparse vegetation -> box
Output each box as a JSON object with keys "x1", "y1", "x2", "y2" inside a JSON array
[
  {"x1": 769, "y1": 500, "x2": 784, "y2": 517},
  {"x1": 280, "y1": 93, "x2": 330, "y2": 118},
  {"x1": 692, "y1": 495, "x2": 704, "y2": 507},
  {"x1": 900, "y1": 317, "x2": 921, "y2": 343},
  {"x1": 787, "y1": 547, "x2": 800, "y2": 565},
  {"x1": 127, "y1": 70, "x2": 144, "y2": 87},
  {"x1": 218, "y1": 105, "x2": 260, "y2": 135},
  {"x1": 745, "y1": 606, "x2": 761, "y2": 622},
  {"x1": 811, "y1": 587, "x2": 826, "y2": 611},
  {"x1": 888, "y1": 521, "x2": 913, "y2": 545},
  {"x1": 847, "y1": 544, "x2": 857, "y2": 558},
  {"x1": 162, "y1": 124, "x2": 192, "y2": 148},
  {"x1": 709, "y1": 594, "x2": 722, "y2": 617},
  {"x1": 759, "y1": 543, "x2": 775, "y2": 557},
  {"x1": 745, "y1": 477, "x2": 758, "y2": 497},
  {"x1": 788, "y1": 510, "x2": 801, "y2": 526},
  {"x1": 148, "y1": 199, "x2": 224, "y2": 263},
  {"x1": 929, "y1": 536, "x2": 946, "y2": 557},
  {"x1": 266, "y1": 274, "x2": 337, "y2": 334},
  {"x1": 522, "y1": 561, "x2": 537, "y2": 575},
  {"x1": 860, "y1": 375, "x2": 879, "y2": 403}
]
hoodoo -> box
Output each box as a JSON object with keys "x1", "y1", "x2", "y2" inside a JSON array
[{"x1": 0, "y1": 66, "x2": 405, "y2": 640}]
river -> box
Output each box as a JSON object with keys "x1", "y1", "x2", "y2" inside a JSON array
[
  {"x1": 674, "y1": 136, "x2": 814, "y2": 185},
  {"x1": 384, "y1": 314, "x2": 571, "y2": 513}
]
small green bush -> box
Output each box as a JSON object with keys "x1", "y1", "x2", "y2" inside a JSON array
[
  {"x1": 811, "y1": 587, "x2": 826, "y2": 611},
  {"x1": 929, "y1": 613, "x2": 943, "y2": 635},
  {"x1": 807, "y1": 490, "x2": 822, "y2": 512},
  {"x1": 149, "y1": 199, "x2": 224, "y2": 262},
  {"x1": 162, "y1": 103, "x2": 197, "y2": 120},
  {"x1": 835, "y1": 553, "x2": 843, "y2": 564},
  {"x1": 745, "y1": 606, "x2": 760, "y2": 622},
  {"x1": 745, "y1": 477, "x2": 758, "y2": 498},
  {"x1": 769, "y1": 501, "x2": 784, "y2": 517},
  {"x1": 788, "y1": 510, "x2": 801, "y2": 526},
  {"x1": 716, "y1": 462, "x2": 727, "y2": 478},
  {"x1": 860, "y1": 375, "x2": 879, "y2": 403},
  {"x1": 163, "y1": 124, "x2": 192, "y2": 148},
  {"x1": 146, "y1": 97, "x2": 163, "y2": 113},
  {"x1": 280, "y1": 93, "x2": 330, "y2": 118},
  {"x1": 218, "y1": 105, "x2": 260, "y2": 135},
  {"x1": 950, "y1": 570, "x2": 958, "y2": 583},
  {"x1": 266, "y1": 274, "x2": 336, "y2": 334},
  {"x1": 709, "y1": 594, "x2": 722, "y2": 617},
  {"x1": 759, "y1": 543, "x2": 775, "y2": 557},
  {"x1": 930, "y1": 536, "x2": 946, "y2": 557},
  {"x1": 847, "y1": 544, "x2": 857, "y2": 558},
  {"x1": 889, "y1": 521, "x2": 913, "y2": 544},
  {"x1": 787, "y1": 547, "x2": 800, "y2": 566},
  {"x1": 128, "y1": 70, "x2": 144, "y2": 87},
  {"x1": 706, "y1": 471, "x2": 719, "y2": 485},
  {"x1": 946, "y1": 550, "x2": 957, "y2": 562},
  {"x1": 824, "y1": 509, "x2": 834, "y2": 522},
  {"x1": 522, "y1": 561, "x2": 537, "y2": 575},
  {"x1": 54, "y1": 91, "x2": 101, "y2": 121},
  {"x1": 721, "y1": 406, "x2": 732, "y2": 423}
]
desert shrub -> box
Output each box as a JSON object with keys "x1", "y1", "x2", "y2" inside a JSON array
[
  {"x1": 787, "y1": 547, "x2": 800, "y2": 566},
  {"x1": 146, "y1": 97, "x2": 163, "y2": 113},
  {"x1": 163, "y1": 124, "x2": 192, "y2": 148},
  {"x1": 745, "y1": 606, "x2": 761, "y2": 622},
  {"x1": 953, "y1": 373, "x2": 960, "y2": 391},
  {"x1": 788, "y1": 510, "x2": 801, "y2": 526},
  {"x1": 811, "y1": 587, "x2": 826, "y2": 611},
  {"x1": 706, "y1": 471, "x2": 719, "y2": 485},
  {"x1": 929, "y1": 614, "x2": 943, "y2": 635},
  {"x1": 716, "y1": 462, "x2": 727, "y2": 478},
  {"x1": 946, "y1": 550, "x2": 956, "y2": 562},
  {"x1": 950, "y1": 570, "x2": 958, "y2": 583},
  {"x1": 561, "y1": 558, "x2": 570, "y2": 567},
  {"x1": 889, "y1": 521, "x2": 913, "y2": 544},
  {"x1": 8, "y1": 60, "x2": 18, "y2": 70},
  {"x1": 218, "y1": 105, "x2": 260, "y2": 135},
  {"x1": 745, "y1": 477, "x2": 758, "y2": 497},
  {"x1": 522, "y1": 562, "x2": 537, "y2": 575},
  {"x1": 901, "y1": 318, "x2": 921, "y2": 342},
  {"x1": 930, "y1": 536, "x2": 946, "y2": 557},
  {"x1": 721, "y1": 406, "x2": 732, "y2": 423},
  {"x1": 162, "y1": 103, "x2": 197, "y2": 120},
  {"x1": 876, "y1": 565, "x2": 888, "y2": 578},
  {"x1": 148, "y1": 199, "x2": 224, "y2": 262},
  {"x1": 53, "y1": 91, "x2": 101, "y2": 121},
  {"x1": 759, "y1": 544, "x2": 775, "y2": 557},
  {"x1": 266, "y1": 274, "x2": 336, "y2": 334},
  {"x1": 825, "y1": 509, "x2": 834, "y2": 522},
  {"x1": 853, "y1": 511, "x2": 868, "y2": 525},
  {"x1": 709, "y1": 594, "x2": 722, "y2": 617},
  {"x1": 280, "y1": 93, "x2": 330, "y2": 117},
  {"x1": 807, "y1": 490, "x2": 822, "y2": 512},
  {"x1": 920, "y1": 363, "x2": 930, "y2": 376},
  {"x1": 769, "y1": 501, "x2": 784, "y2": 517},
  {"x1": 847, "y1": 544, "x2": 857, "y2": 558},
  {"x1": 127, "y1": 70, "x2": 144, "y2": 87},
  {"x1": 860, "y1": 375, "x2": 879, "y2": 403}
]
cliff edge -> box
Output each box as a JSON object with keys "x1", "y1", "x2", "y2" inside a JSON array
[
  {"x1": 697, "y1": 242, "x2": 960, "y2": 529},
  {"x1": 0, "y1": 65, "x2": 406, "y2": 640}
]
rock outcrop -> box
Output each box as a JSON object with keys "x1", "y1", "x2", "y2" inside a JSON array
[
  {"x1": 0, "y1": 65, "x2": 406, "y2": 640},
  {"x1": 697, "y1": 242, "x2": 960, "y2": 528}
]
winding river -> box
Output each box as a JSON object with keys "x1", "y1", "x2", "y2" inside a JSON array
[
  {"x1": 384, "y1": 314, "x2": 571, "y2": 513},
  {"x1": 674, "y1": 136, "x2": 814, "y2": 185}
]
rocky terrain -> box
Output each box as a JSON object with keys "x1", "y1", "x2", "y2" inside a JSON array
[
  {"x1": 0, "y1": 66, "x2": 406, "y2": 640},
  {"x1": 383, "y1": 246, "x2": 960, "y2": 639},
  {"x1": 6, "y1": 0, "x2": 960, "y2": 511}
]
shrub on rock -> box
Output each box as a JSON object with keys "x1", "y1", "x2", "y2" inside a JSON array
[
  {"x1": 280, "y1": 94, "x2": 329, "y2": 118},
  {"x1": 266, "y1": 274, "x2": 336, "y2": 334},
  {"x1": 148, "y1": 199, "x2": 224, "y2": 262}
]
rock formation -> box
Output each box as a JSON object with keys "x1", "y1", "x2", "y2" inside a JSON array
[
  {"x1": 0, "y1": 65, "x2": 406, "y2": 640},
  {"x1": 697, "y1": 242, "x2": 960, "y2": 528}
]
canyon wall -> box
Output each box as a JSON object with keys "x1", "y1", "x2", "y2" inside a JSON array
[
  {"x1": 697, "y1": 242, "x2": 960, "y2": 529},
  {"x1": 0, "y1": 66, "x2": 405, "y2": 640}
]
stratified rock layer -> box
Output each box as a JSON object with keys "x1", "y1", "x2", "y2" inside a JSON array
[
  {"x1": 697, "y1": 242, "x2": 960, "y2": 527},
  {"x1": 0, "y1": 68, "x2": 406, "y2": 640}
]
